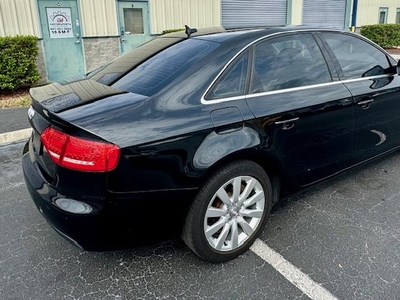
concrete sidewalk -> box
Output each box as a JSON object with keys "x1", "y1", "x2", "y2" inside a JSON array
[{"x1": 0, "y1": 107, "x2": 31, "y2": 146}]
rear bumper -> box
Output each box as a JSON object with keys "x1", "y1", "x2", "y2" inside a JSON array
[
  {"x1": 22, "y1": 153, "x2": 197, "y2": 251},
  {"x1": 23, "y1": 152, "x2": 104, "y2": 250}
]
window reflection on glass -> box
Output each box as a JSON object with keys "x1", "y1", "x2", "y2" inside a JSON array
[
  {"x1": 124, "y1": 8, "x2": 144, "y2": 34},
  {"x1": 113, "y1": 39, "x2": 218, "y2": 96},
  {"x1": 250, "y1": 33, "x2": 332, "y2": 93},
  {"x1": 378, "y1": 7, "x2": 388, "y2": 24},
  {"x1": 209, "y1": 53, "x2": 249, "y2": 99},
  {"x1": 322, "y1": 33, "x2": 391, "y2": 79}
]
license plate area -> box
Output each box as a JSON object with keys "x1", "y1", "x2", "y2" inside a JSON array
[
  {"x1": 31, "y1": 129, "x2": 56, "y2": 183},
  {"x1": 32, "y1": 130, "x2": 43, "y2": 156}
]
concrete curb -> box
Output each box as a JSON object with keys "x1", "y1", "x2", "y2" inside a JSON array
[{"x1": 0, "y1": 128, "x2": 32, "y2": 146}]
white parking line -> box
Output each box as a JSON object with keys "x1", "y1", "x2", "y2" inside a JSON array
[{"x1": 251, "y1": 239, "x2": 339, "y2": 300}]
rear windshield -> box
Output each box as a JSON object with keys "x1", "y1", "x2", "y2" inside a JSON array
[{"x1": 112, "y1": 39, "x2": 219, "y2": 96}]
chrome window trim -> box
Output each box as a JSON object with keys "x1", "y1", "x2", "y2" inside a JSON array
[
  {"x1": 245, "y1": 74, "x2": 395, "y2": 100},
  {"x1": 201, "y1": 29, "x2": 321, "y2": 105},
  {"x1": 340, "y1": 74, "x2": 396, "y2": 84},
  {"x1": 201, "y1": 29, "x2": 396, "y2": 105},
  {"x1": 203, "y1": 81, "x2": 344, "y2": 104},
  {"x1": 245, "y1": 81, "x2": 344, "y2": 99},
  {"x1": 201, "y1": 29, "x2": 337, "y2": 105},
  {"x1": 202, "y1": 75, "x2": 396, "y2": 105},
  {"x1": 200, "y1": 28, "x2": 346, "y2": 105},
  {"x1": 203, "y1": 94, "x2": 247, "y2": 104}
]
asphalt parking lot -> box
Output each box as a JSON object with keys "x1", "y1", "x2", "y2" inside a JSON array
[{"x1": 1, "y1": 135, "x2": 400, "y2": 299}]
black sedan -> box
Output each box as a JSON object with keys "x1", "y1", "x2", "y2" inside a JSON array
[{"x1": 22, "y1": 25, "x2": 400, "y2": 263}]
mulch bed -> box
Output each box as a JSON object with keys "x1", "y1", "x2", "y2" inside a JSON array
[
  {"x1": 385, "y1": 48, "x2": 400, "y2": 54},
  {"x1": 0, "y1": 88, "x2": 29, "y2": 101}
]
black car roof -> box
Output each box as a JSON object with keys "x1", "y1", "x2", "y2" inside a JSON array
[{"x1": 191, "y1": 25, "x2": 345, "y2": 44}]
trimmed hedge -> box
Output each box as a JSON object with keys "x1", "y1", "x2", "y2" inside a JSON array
[
  {"x1": 360, "y1": 24, "x2": 400, "y2": 49},
  {"x1": 0, "y1": 35, "x2": 40, "y2": 91},
  {"x1": 161, "y1": 28, "x2": 185, "y2": 35}
]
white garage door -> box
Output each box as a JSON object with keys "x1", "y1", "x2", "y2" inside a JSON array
[
  {"x1": 222, "y1": 0, "x2": 287, "y2": 28},
  {"x1": 303, "y1": 0, "x2": 348, "y2": 29}
]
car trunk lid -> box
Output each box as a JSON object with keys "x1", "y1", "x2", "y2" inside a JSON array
[{"x1": 28, "y1": 79, "x2": 126, "y2": 181}]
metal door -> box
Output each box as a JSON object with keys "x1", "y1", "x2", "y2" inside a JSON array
[
  {"x1": 118, "y1": 1, "x2": 151, "y2": 54},
  {"x1": 222, "y1": 0, "x2": 287, "y2": 27},
  {"x1": 38, "y1": 0, "x2": 85, "y2": 82},
  {"x1": 303, "y1": 0, "x2": 347, "y2": 29}
]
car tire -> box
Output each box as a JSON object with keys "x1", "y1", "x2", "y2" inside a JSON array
[{"x1": 182, "y1": 160, "x2": 272, "y2": 263}]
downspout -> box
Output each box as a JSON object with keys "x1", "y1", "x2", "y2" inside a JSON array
[
  {"x1": 351, "y1": 0, "x2": 358, "y2": 32},
  {"x1": 286, "y1": 0, "x2": 293, "y2": 25}
]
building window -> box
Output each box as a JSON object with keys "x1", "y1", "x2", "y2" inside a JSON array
[
  {"x1": 123, "y1": 8, "x2": 144, "y2": 34},
  {"x1": 396, "y1": 8, "x2": 400, "y2": 23},
  {"x1": 379, "y1": 7, "x2": 388, "y2": 24}
]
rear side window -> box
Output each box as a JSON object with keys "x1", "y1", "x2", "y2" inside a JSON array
[
  {"x1": 321, "y1": 33, "x2": 391, "y2": 79},
  {"x1": 112, "y1": 39, "x2": 218, "y2": 96},
  {"x1": 206, "y1": 52, "x2": 249, "y2": 100},
  {"x1": 250, "y1": 33, "x2": 332, "y2": 93}
]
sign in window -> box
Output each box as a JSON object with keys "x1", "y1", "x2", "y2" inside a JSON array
[{"x1": 46, "y1": 7, "x2": 73, "y2": 38}]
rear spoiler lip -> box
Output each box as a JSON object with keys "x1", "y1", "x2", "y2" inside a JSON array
[{"x1": 29, "y1": 79, "x2": 125, "y2": 114}]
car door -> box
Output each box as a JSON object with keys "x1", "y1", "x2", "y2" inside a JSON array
[
  {"x1": 245, "y1": 33, "x2": 355, "y2": 186},
  {"x1": 319, "y1": 32, "x2": 400, "y2": 163}
]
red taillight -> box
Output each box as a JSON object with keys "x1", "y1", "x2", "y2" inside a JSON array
[{"x1": 41, "y1": 127, "x2": 120, "y2": 172}]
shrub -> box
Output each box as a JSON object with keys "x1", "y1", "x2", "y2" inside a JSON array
[
  {"x1": 161, "y1": 28, "x2": 185, "y2": 35},
  {"x1": 0, "y1": 35, "x2": 40, "y2": 91},
  {"x1": 360, "y1": 24, "x2": 400, "y2": 49}
]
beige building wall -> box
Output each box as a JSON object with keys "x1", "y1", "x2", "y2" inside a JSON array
[
  {"x1": 0, "y1": 0, "x2": 40, "y2": 37},
  {"x1": 150, "y1": 0, "x2": 221, "y2": 34},
  {"x1": 0, "y1": 0, "x2": 220, "y2": 37},
  {"x1": 80, "y1": 0, "x2": 221, "y2": 36},
  {"x1": 357, "y1": 0, "x2": 400, "y2": 26},
  {"x1": 79, "y1": 0, "x2": 119, "y2": 36}
]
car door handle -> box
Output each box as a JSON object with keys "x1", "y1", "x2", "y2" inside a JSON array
[
  {"x1": 274, "y1": 117, "x2": 299, "y2": 130},
  {"x1": 357, "y1": 99, "x2": 374, "y2": 109}
]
